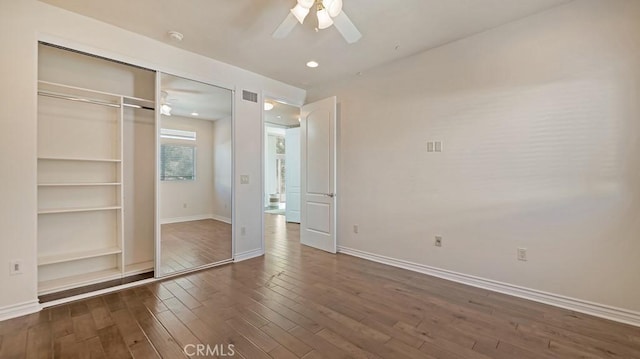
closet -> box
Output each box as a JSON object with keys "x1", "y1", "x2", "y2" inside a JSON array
[{"x1": 37, "y1": 43, "x2": 156, "y2": 295}]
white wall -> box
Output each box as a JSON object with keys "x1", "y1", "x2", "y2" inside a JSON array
[
  {"x1": 123, "y1": 108, "x2": 156, "y2": 267},
  {"x1": 310, "y1": 0, "x2": 640, "y2": 313},
  {"x1": 0, "y1": 0, "x2": 305, "y2": 314},
  {"x1": 212, "y1": 116, "x2": 233, "y2": 221},
  {"x1": 160, "y1": 115, "x2": 214, "y2": 221}
]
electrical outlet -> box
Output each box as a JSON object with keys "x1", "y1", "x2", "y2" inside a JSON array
[
  {"x1": 434, "y1": 236, "x2": 442, "y2": 247},
  {"x1": 10, "y1": 260, "x2": 23, "y2": 275},
  {"x1": 240, "y1": 175, "x2": 250, "y2": 184},
  {"x1": 353, "y1": 224, "x2": 359, "y2": 234},
  {"x1": 517, "y1": 248, "x2": 527, "y2": 261},
  {"x1": 240, "y1": 226, "x2": 246, "y2": 236}
]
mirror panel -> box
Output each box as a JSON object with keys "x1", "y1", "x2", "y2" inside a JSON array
[{"x1": 157, "y1": 73, "x2": 233, "y2": 276}]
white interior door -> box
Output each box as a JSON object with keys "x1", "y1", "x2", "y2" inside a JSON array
[
  {"x1": 300, "y1": 97, "x2": 336, "y2": 253},
  {"x1": 285, "y1": 127, "x2": 301, "y2": 223}
]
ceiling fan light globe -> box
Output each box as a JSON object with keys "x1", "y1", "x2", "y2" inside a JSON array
[
  {"x1": 297, "y1": 0, "x2": 315, "y2": 9},
  {"x1": 317, "y1": 8, "x2": 334, "y2": 29},
  {"x1": 291, "y1": 4, "x2": 310, "y2": 24},
  {"x1": 160, "y1": 104, "x2": 172, "y2": 116},
  {"x1": 325, "y1": 0, "x2": 342, "y2": 17}
]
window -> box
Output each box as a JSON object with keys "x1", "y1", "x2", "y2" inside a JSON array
[{"x1": 161, "y1": 144, "x2": 196, "y2": 181}]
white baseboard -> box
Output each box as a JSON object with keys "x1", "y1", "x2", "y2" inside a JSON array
[
  {"x1": 338, "y1": 246, "x2": 640, "y2": 327},
  {"x1": 0, "y1": 300, "x2": 41, "y2": 321},
  {"x1": 160, "y1": 214, "x2": 214, "y2": 224},
  {"x1": 161, "y1": 214, "x2": 232, "y2": 225},
  {"x1": 234, "y1": 248, "x2": 264, "y2": 262},
  {"x1": 210, "y1": 214, "x2": 232, "y2": 224}
]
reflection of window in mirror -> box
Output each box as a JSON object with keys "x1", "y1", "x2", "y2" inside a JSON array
[{"x1": 160, "y1": 144, "x2": 196, "y2": 181}]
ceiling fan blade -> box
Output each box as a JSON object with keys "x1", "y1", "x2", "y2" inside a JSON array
[
  {"x1": 333, "y1": 11, "x2": 362, "y2": 44},
  {"x1": 273, "y1": 13, "x2": 298, "y2": 39}
]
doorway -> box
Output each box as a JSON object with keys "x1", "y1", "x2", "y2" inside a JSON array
[
  {"x1": 263, "y1": 98, "x2": 301, "y2": 223},
  {"x1": 261, "y1": 96, "x2": 337, "y2": 255}
]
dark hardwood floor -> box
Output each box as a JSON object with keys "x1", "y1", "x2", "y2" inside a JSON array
[
  {"x1": 1, "y1": 213, "x2": 640, "y2": 358},
  {"x1": 161, "y1": 219, "x2": 232, "y2": 275}
]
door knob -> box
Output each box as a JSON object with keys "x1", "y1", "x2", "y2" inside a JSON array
[{"x1": 324, "y1": 193, "x2": 335, "y2": 198}]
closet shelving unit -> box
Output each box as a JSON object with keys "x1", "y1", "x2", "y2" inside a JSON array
[{"x1": 37, "y1": 80, "x2": 155, "y2": 295}]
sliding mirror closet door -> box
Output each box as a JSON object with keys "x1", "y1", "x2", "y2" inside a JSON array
[{"x1": 157, "y1": 73, "x2": 233, "y2": 276}]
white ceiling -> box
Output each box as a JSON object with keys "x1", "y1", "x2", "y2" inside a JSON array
[
  {"x1": 40, "y1": 0, "x2": 572, "y2": 90},
  {"x1": 161, "y1": 73, "x2": 232, "y2": 121}
]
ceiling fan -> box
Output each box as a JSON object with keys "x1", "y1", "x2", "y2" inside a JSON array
[{"x1": 273, "y1": 0, "x2": 362, "y2": 44}]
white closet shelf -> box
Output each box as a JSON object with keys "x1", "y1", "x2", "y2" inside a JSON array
[
  {"x1": 124, "y1": 97, "x2": 155, "y2": 109},
  {"x1": 38, "y1": 80, "x2": 154, "y2": 104},
  {"x1": 38, "y1": 182, "x2": 121, "y2": 187},
  {"x1": 38, "y1": 156, "x2": 122, "y2": 163},
  {"x1": 124, "y1": 261, "x2": 154, "y2": 276},
  {"x1": 38, "y1": 206, "x2": 121, "y2": 214},
  {"x1": 39, "y1": 247, "x2": 122, "y2": 266},
  {"x1": 38, "y1": 81, "x2": 121, "y2": 106},
  {"x1": 38, "y1": 268, "x2": 122, "y2": 295}
]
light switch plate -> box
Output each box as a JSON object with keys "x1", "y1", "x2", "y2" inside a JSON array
[
  {"x1": 427, "y1": 142, "x2": 434, "y2": 152},
  {"x1": 434, "y1": 141, "x2": 442, "y2": 152}
]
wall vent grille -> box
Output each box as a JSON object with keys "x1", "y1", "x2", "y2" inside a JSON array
[{"x1": 242, "y1": 90, "x2": 258, "y2": 103}]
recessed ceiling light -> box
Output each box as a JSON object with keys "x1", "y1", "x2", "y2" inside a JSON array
[
  {"x1": 306, "y1": 61, "x2": 319, "y2": 68},
  {"x1": 277, "y1": 116, "x2": 282, "y2": 118},
  {"x1": 191, "y1": 112, "x2": 199, "y2": 116},
  {"x1": 264, "y1": 102, "x2": 274, "y2": 111}
]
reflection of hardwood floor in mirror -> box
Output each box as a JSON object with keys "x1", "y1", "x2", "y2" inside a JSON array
[{"x1": 161, "y1": 219, "x2": 232, "y2": 275}]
